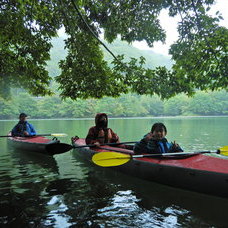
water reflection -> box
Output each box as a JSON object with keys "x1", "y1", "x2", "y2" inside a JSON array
[
  {"x1": 11, "y1": 149, "x2": 60, "y2": 174},
  {"x1": 41, "y1": 173, "x2": 112, "y2": 226},
  {"x1": 1, "y1": 117, "x2": 228, "y2": 227},
  {"x1": 44, "y1": 195, "x2": 73, "y2": 227},
  {"x1": 0, "y1": 148, "x2": 59, "y2": 226},
  {"x1": 72, "y1": 152, "x2": 228, "y2": 227}
]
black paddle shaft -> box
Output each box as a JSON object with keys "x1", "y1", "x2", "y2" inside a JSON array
[
  {"x1": 1, "y1": 134, "x2": 58, "y2": 138},
  {"x1": 46, "y1": 141, "x2": 138, "y2": 155}
]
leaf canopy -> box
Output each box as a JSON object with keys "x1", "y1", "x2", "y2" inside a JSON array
[{"x1": 0, "y1": 0, "x2": 227, "y2": 99}]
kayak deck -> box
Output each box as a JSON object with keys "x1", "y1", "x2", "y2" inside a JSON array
[
  {"x1": 9, "y1": 136, "x2": 53, "y2": 143},
  {"x1": 8, "y1": 133, "x2": 60, "y2": 155},
  {"x1": 72, "y1": 138, "x2": 228, "y2": 198},
  {"x1": 74, "y1": 138, "x2": 228, "y2": 174}
]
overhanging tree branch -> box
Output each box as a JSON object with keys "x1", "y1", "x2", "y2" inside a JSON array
[{"x1": 70, "y1": 0, "x2": 119, "y2": 62}]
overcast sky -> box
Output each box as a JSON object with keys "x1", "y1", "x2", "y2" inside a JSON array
[{"x1": 133, "y1": 0, "x2": 228, "y2": 56}]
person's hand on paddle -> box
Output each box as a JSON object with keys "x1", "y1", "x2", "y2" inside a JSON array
[
  {"x1": 94, "y1": 141, "x2": 101, "y2": 147},
  {"x1": 71, "y1": 136, "x2": 79, "y2": 143}
]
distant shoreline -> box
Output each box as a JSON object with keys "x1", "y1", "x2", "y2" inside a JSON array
[{"x1": 1, "y1": 115, "x2": 228, "y2": 121}]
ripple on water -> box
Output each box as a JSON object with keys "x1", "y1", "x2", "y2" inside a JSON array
[
  {"x1": 1, "y1": 118, "x2": 228, "y2": 227},
  {"x1": 94, "y1": 191, "x2": 188, "y2": 227}
]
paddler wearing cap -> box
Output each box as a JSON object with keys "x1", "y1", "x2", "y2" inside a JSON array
[{"x1": 11, "y1": 113, "x2": 36, "y2": 137}]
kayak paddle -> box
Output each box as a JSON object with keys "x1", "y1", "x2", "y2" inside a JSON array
[
  {"x1": 45, "y1": 141, "x2": 137, "y2": 154},
  {"x1": 0, "y1": 133, "x2": 68, "y2": 138},
  {"x1": 219, "y1": 146, "x2": 228, "y2": 156},
  {"x1": 92, "y1": 146, "x2": 228, "y2": 167}
]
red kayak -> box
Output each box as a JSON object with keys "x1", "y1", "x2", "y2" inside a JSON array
[
  {"x1": 72, "y1": 138, "x2": 228, "y2": 198},
  {"x1": 8, "y1": 133, "x2": 60, "y2": 155}
]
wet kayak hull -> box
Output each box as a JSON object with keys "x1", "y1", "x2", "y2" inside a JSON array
[
  {"x1": 8, "y1": 133, "x2": 60, "y2": 155},
  {"x1": 72, "y1": 138, "x2": 228, "y2": 198}
]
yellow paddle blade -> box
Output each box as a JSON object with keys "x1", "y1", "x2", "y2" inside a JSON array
[
  {"x1": 219, "y1": 146, "x2": 228, "y2": 156},
  {"x1": 92, "y1": 152, "x2": 131, "y2": 167},
  {"x1": 50, "y1": 133, "x2": 68, "y2": 137}
]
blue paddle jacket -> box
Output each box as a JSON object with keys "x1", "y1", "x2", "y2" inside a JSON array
[
  {"x1": 134, "y1": 134, "x2": 183, "y2": 154},
  {"x1": 11, "y1": 121, "x2": 36, "y2": 137}
]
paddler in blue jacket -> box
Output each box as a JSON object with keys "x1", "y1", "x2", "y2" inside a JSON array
[
  {"x1": 134, "y1": 122, "x2": 183, "y2": 154},
  {"x1": 11, "y1": 113, "x2": 36, "y2": 137}
]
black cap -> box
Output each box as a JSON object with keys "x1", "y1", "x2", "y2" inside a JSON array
[{"x1": 19, "y1": 113, "x2": 28, "y2": 118}]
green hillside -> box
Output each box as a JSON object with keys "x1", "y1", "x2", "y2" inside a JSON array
[
  {"x1": 46, "y1": 36, "x2": 173, "y2": 77},
  {"x1": 102, "y1": 39, "x2": 173, "y2": 69}
]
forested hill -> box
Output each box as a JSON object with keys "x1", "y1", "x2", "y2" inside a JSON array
[
  {"x1": 46, "y1": 36, "x2": 173, "y2": 77},
  {"x1": 1, "y1": 37, "x2": 227, "y2": 120},
  {"x1": 101, "y1": 39, "x2": 173, "y2": 69}
]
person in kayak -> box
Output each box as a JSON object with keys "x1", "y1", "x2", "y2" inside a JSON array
[
  {"x1": 11, "y1": 113, "x2": 36, "y2": 137},
  {"x1": 134, "y1": 122, "x2": 183, "y2": 154},
  {"x1": 85, "y1": 113, "x2": 120, "y2": 146}
]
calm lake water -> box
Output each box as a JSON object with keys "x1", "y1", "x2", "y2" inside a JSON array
[{"x1": 0, "y1": 116, "x2": 228, "y2": 227}]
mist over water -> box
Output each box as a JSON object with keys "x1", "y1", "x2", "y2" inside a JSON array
[{"x1": 0, "y1": 117, "x2": 228, "y2": 227}]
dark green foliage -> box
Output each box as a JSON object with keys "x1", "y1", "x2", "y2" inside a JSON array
[
  {"x1": 1, "y1": 91, "x2": 227, "y2": 119},
  {"x1": 56, "y1": 33, "x2": 128, "y2": 99},
  {"x1": 169, "y1": 2, "x2": 228, "y2": 93},
  {"x1": 0, "y1": 0, "x2": 227, "y2": 99},
  {"x1": 0, "y1": 0, "x2": 61, "y2": 97}
]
